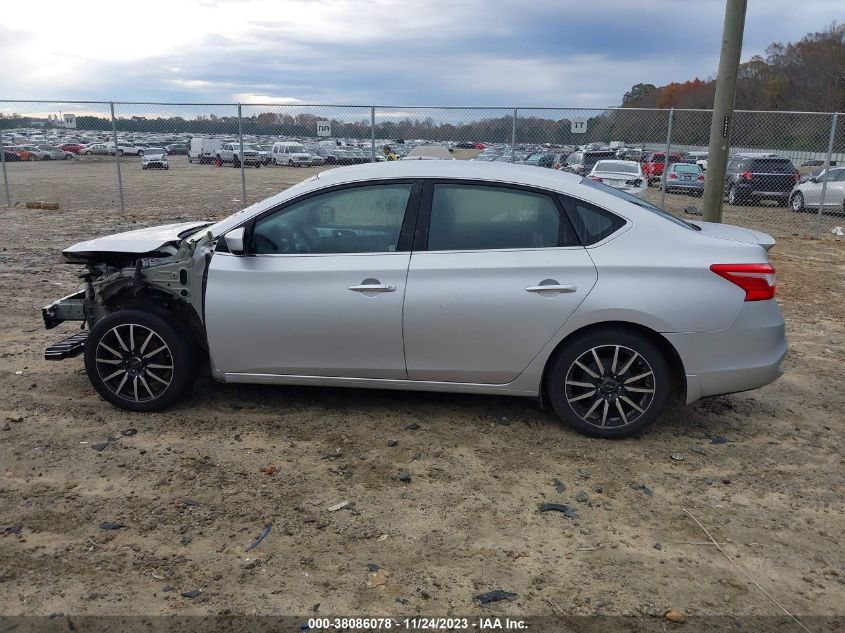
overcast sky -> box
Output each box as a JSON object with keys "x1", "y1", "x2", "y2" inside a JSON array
[{"x1": 1, "y1": 0, "x2": 840, "y2": 108}]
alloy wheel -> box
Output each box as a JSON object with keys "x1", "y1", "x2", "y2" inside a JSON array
[
  {"x1": 564, "y1": 345, "x2": 656, "y2": 429},
  {"x1": 95, "y1": 323, "x2": 174, "y2": 403}
]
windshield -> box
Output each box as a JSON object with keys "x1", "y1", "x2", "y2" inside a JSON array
[
  {"x1": 580, "y1": 178, "x2": 697, "y2": 230},
  {"x1": 145, "y1": 148, "x2": 165, "y2": 154},
  {"x1": 594, "y1": 161, "x2": 638, "y2": 174}
]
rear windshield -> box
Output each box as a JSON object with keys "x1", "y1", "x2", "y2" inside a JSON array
[
  {"x1": 580, "y1": 178, "x2": 697, "y2": 231},
  {"x1": 748, "y1": 159, "x2": 795, "y2": 173},
  {"x1": 673, "y1": 164, "x2": 701, "y2": 173},
  {"x1": 594, "y1": 161, "x2": 638, "y2": 174}
]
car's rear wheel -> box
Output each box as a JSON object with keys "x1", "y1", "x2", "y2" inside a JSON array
[
  {"x1": 547, "y1": 328, "x2": 671, "y2": 439},
  {"x1": 84, "y1": 309, "x2": 197, "y2": 412},
  {"x1": 790, "y1": 192, "x2": 805, "y2": 212},
  {"x1": 727, "y1": 185, "x2": 739, "y2": 205}
]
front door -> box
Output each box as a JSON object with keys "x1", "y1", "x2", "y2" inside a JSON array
[
  {"x1": 205, "y1": 182, "x2": 419, "y2": 379},
  {"x1": 403, "y1": 182, "x2": 598, "y2": 384}
]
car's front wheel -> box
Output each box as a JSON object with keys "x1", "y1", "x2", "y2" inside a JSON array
[
  {"x1": 790, "y1": 192, "x2": 805, "y2": 212},
  {"x1": 84, "y1": 309, "x2": 197, "y2": 412},
  {"x1": 546, "y1": 328, "x2": 671, "y2": 439}
]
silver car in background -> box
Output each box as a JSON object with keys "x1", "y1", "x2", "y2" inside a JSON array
[
  {"x1": 587, "y1": 160, "x2": 647, "y2": 197},
  {"x1": 789, "y1": 166, "x2": 845, "y2": 215},
  {"x1": 42, "y1": 162, "x2": 786, "y2": 438},
  {"x1": 661, "y1": 163, "x2": 705, "y2": 196}
]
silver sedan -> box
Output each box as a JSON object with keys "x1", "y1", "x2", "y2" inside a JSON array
[
  {"x1": 42, "y1": 162, "x2": 786, "y2": 438},
  {"x1": 789, "y1": 166, "x2": 845, "y2": 215}
]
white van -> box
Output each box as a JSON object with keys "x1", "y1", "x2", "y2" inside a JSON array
[
  {"x1": 189, "y1": 138, "x2": 223, "y2": 164},
  {"x1": 271, "y1": 142, "x2": 322, "y2": 167}
]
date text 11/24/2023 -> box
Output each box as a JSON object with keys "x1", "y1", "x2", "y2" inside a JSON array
[{"x1": 305, "y1": 617, "x2": 528, "y2": 630}]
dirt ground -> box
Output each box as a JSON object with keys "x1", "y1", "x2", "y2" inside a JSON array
[{"x1": 0, "y1": 156, "x2": 843, "y2": 623}]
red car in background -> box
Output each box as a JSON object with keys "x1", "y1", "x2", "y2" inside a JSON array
[
  {"x1": 642, "y1": 152, "x2": 683, "y2": 184},
  {"x1": 60, "y1": 143, "x2": 85, "y2": 154}
]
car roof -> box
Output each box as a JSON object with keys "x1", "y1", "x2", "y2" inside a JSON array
[{"x1": 309, "y1": 160, "x2": 583, "y2": 189}]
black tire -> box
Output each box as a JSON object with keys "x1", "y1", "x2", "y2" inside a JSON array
[
  {"x1": 233, "y1": 157, "x2": 240, "y2": 168},
  {"x1": 84, "y1": 309, "x2": 197, "y2": 412},
  {"x1": 790, "y1": 192, "x2": 804, "y2": 212},
  {"x1": 727, "y1": 185, "x2": 741, "y2": 205},
  {"x1": 546, "y1": 328, "x2": 671, "y2": 439}
]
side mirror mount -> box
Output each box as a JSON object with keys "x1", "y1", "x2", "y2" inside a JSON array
[{"x1": 223, "y1": 227, "x2": 246, "y2": 255}]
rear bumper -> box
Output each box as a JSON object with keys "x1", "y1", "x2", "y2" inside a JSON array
[{"x1": 663, "y1": 300, "x2": 787, "y2": 404}]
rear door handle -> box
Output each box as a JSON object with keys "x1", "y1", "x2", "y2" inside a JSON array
[
  {"x1": 349, "y1": 283, "x2": 396, "y2": 292},
  {"x1": 525, "y1": 284, "x2": 577, "y2": 293}
]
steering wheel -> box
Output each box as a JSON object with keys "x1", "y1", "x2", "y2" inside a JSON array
[{"x1": 276, "y1": 224, "x2": 313, "y2": 253}]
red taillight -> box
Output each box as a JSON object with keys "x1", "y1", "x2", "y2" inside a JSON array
[
  {"x1": 697, "y1": 175, "x2": 705, "y2": 181},
  {"x1": 741, "y1": 170, "x2": 753, "y2": 181},
  {"x1": 793, "y1": 172, "x2": 800, "y2": 183},
  {"x1": 710, "y1": 264, "x2": 776, "y2": 301},
  {"x1": 669, "y1": 173, "x2": 678, "y2": 179},
  {"x1": 589, "y1": 175, "x2": 603, "y2": 182}
]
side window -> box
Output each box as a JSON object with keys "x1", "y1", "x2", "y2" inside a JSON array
[
  {"x1": 835, "y1": 170, "x2": 845, "y2": 182},
  {"x1": 560, "y1": 196, "x2": 626, "y2": 246},
  {"x1": 250, "y1": 184, "x2": 413, "y2": 255},
  {"x1": 427, "y1": 184, "x2": 576, "y2": 251}
]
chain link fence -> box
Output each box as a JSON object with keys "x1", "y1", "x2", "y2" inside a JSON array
[{"x1": 1, "y1": 100, "x2": 843, "y2": 238}]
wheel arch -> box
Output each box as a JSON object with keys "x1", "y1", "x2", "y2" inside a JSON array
[
  {"x1": 104, "y1": 286, "x2": 208, "y2": 352},
  {"x1": 539, "y1": 320, "x2": 686, "y2": 410}
]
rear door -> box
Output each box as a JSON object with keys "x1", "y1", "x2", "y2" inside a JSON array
[{"x1": 402, "y1": 181, "x2": 597, "y2": 384}]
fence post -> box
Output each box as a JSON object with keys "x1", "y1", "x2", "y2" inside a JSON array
[
  {"x1": 815, "y1": 112, "x2": 838, "y2": 239},
  {"x1": 0, "y1": 130, "x2": 10, "y2": 207},
  {"x1": 511, "y1": 108, "x2": 518, "y2": 163},
  {"x1": 237, "y1": 103, "x2": 246, "y2": 205},
  {"x1": 659, "y1": 108, "x2": 674, "y2": 209},
  {"x1": 371, "y1": 106, "x2": 376, "y2": 163},
  {"x1": 109, "y1": 102, "x2": 125, "y2": 211}
]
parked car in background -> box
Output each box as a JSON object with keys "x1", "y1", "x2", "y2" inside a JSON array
[
  {"x1": 42, "y1": 161, "x2": 786, "y2": 439},
  {"x1": 587, "y1": 160, "x2": 647, "y2": 197},
  {"x1": 189, "y1": 138, "x2": 223, "y2": 164},
  {"x1": 3, "y1": 149, "x2": 21, "y2": 162},
  {"x1": 10, "y1": 145, "x2": 41, "y2": 161},
  {"x1": 271, "y1": 142, "x2": 317, "y2": 167},
  {"x1": 314, "y1": 148, "x2": 339, "y2": 164},
  {"x1": 789, "y1": 166, "x2": 845, "y2": 215},
  {"x1": 81, "y1": 143, "x2": 112, "y2": 156},
  {"x1": 141, "y1": 148, "x2": 169, "y2": 170},
  {"x1": 218, "y1": 142, "x2": 262, "y2": 167},
  {"x1": 641, "y1": 152, "x2": 683, "y2": 185},
  {"x1": 724, "y1": 154, "x2": 799, "y2": 206},
  {"x1": 36, "y1": 145, "x2": 75, "y2": 160},
  {"x1": 681, "y1": 151, "x2": 708, "y2": 171},
  {"x1": 256, "y1": 145, "x2": 273, "y2": 165},
  {"x1": 165, "y1": 143, "x2": 189, "y2": 155},
  {"x1": 60, "y1": 143, "x2": 86, "y2": 154},
  {"x1": 660, "y1": 163, "x2": 705, "y2": 196},
  {"x1": 565, "y1": 149, "x2": 616, "y2": 176}
]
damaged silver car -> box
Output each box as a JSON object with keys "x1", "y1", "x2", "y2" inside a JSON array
[{"x1": 43, "y1": 161, "x2": 786, "y2": 438}]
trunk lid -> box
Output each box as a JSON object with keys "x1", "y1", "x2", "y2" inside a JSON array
[{"x1": 690, "y1": 221, "x2": 776, "y2": 251}]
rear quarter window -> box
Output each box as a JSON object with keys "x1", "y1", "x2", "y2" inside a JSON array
[{"x1": 559, "y1": 194, "x2": 626, "y2": 246}]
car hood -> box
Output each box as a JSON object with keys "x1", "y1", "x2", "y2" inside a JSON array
[
  {"x1": 690, "y1": 221, "x2": 776, "y2": 251},
  {"x1": 63, "y1": 221, "x2": 210, "y2": 259}
]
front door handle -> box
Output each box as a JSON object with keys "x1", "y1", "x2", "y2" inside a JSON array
[
  {"x1": 349, "y1": 282, "x2": 396, "y2": 293},
  {"x1": 525, "y1": 283, "x2": 577, "y2": 293}
]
